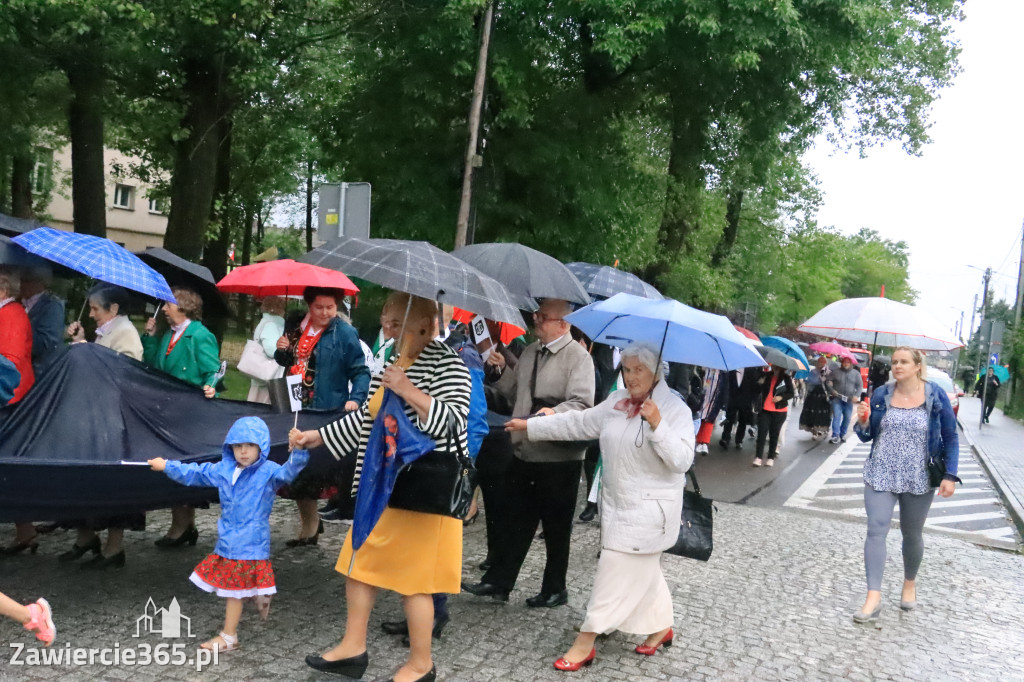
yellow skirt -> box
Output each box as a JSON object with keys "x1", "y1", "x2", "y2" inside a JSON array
[{"x1": 335, "y1": 507, "x2": 463, "y2": 595}]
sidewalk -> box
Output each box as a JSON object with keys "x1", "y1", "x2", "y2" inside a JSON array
[{"x1": 958, "y1": 396, "x2": 1024, "y2": 538}]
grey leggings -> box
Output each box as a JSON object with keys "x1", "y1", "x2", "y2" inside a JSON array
[{"x1": 863, "y1": 485, "x2": 935, "y2": 591}]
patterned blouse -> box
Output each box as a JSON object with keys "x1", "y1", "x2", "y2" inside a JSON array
[
  {"x1": 863, "y1": 405, "x2": 931, "y2": 494},
  {"x1": 318, "y1": 340, "x2": 471, "y2": 496}
]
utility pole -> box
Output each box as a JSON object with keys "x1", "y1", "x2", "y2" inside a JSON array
[
  {"x1": 454, "y1": 1, "x2": 495, "y2": 249},
  {"x1": 1011, "y1": 220, "x2": 1024, "y2": 405},
  {"x1": 976, "y1": 267, "x2": 993, "y2": 426}
]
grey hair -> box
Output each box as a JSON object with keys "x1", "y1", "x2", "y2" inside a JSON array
[
  {"x1": 0, "y1": 267, "x2": 20, "y2": 299},
  {"x1": 620, "y1": 342, "x2": 664, "y2": 379}
]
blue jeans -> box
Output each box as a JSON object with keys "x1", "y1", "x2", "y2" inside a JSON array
[{"x1": 831, "y1": 398, "x2": 853, "y2": 438}]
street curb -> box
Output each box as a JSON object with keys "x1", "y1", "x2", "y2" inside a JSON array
[{"x1": 958, "y1": 417, "x2": 1024, "y2": 542}]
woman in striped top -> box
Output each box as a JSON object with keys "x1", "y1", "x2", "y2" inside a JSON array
[{"x1": 291, "y1": 292, "x2": 470, "y2": 682}]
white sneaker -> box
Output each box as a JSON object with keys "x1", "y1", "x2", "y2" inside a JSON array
[
  {"x1": 829, "y1": 436, "x2": 841, "y2": 445},
  {"x1": 766, "y1": 458, "x2": 775, "y2": 467},
  {"x1": 753, "y1": 458, "x2": 763, "y2": 467}
]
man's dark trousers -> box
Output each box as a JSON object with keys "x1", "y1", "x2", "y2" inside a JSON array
[{"x1": 482, "y1": 457, "x2": 582, "y2": 595}]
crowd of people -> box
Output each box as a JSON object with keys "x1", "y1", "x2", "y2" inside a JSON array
[{"x1": 0, "y1": 262, "x2": 965, "y2": 680}]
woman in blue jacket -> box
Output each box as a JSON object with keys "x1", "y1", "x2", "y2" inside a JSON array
[
  {"x1": 274, "y1": 287, "x2": 370, "y2": 546},
  {"x1": 851, "y1": 347, "x2": 958, "y2": 624},
  {"x1": 149, "y1": 417, "x2": 308, "y2": 653}
]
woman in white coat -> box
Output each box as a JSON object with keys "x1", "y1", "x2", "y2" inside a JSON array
[{"x1": 505, "y1": 342, "x2": 695, "y2": 672}]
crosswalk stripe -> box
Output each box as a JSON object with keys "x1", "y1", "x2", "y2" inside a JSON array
[
  {"x1": 926, "y1": 511, "x2": 1010, "y2": 525},
  {"x1": 930, "y1": 498, "x2": 1001, "y2": 509}
]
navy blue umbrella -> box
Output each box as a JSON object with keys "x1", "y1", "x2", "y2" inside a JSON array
[
  {"x1": 350, "y1": 391, "x2": 435, "y2": 554},
  {"x1": 13, "y1": 228, "x2": 175, "y2": 302}
]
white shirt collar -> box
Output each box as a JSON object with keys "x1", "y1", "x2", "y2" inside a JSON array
[
  {"x1": 170, "y1": 318, "x2": 191, "y2": 339},
  {"x1": 22, "y1": 292, "x2": 43, "y2": 312},
  {"x1": 95, "y1": 316, "x2": 119, "y2": 338},
  {"x1": 0, "y1": 298, "x2": 14, "y2": 310},
  {"x1": 545, "y1": 332, "x2": 571, "y2": 352}
]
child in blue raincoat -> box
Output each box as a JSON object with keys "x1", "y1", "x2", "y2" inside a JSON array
[{"x1": 148, "y1": 416, "x2": 308, "y2": 653}]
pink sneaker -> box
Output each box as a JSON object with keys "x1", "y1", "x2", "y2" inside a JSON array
[{"x1": 24, "y1": 598, "x2": 55, "y2": 646}]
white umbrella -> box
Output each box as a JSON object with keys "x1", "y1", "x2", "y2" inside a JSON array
[{"x1": 798, "y1": 297, "x2": 962, "y2": 351}]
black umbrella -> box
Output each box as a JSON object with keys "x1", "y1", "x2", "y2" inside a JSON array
[
  {"x1": 566, "y1": 262, "x2": 662, "y2": 300},
  {"x1": 135, "y1": 247, "x2": 230, "y2": 318},
  {"x1": 451, "y1": 243, "x2": 591, "y2": 307},
  {"x1": 0, "y1": 212, "x2": 42, "y2": 238},
  {"x1": 299, "y1": 237, "x2": 527, "y2": 328}
]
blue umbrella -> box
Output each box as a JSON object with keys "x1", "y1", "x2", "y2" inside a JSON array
[
  {"x1": 565, "y1": 293, "x2": 766, "y2": 370},
  {"x1": 760, "y1": 335, "x2": 811, "y2": 380},
  {"x1": 350, "y1": 390, "x2": 436, "y2": 555},
  {"x1": 0, "y1": 356, "x2": 19, "y2": 406},
  {"x1": 12, "y1": 228, "x2": 175, "y2": 302}
]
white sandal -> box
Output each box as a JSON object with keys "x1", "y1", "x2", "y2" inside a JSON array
[{"x1": 200, "y1": 631, "x2": 239, "y2": 652}]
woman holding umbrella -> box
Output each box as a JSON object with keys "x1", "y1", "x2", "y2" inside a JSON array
[
  {"x1": 142, "y1": 286, "x2": 222, "y2": 547},
  {"x1": 291, "y1": 292, "x2": 470, "y2": 682},
  {"x1": 800, "y1": 355, "x2": 835, "y2": 440},
  {"x1": 60, "y1": 283, "x2": 146, "y2": 568},
  {"x1": 274, "y1": 286, "x2": 370, "y2": 547}
]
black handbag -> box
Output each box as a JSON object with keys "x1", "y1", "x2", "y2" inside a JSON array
[
  {"x1": 926, "y1": 455, "x2": 945, "y2": 489},
  {"x1": 389, "y1": 413, "x2": 478, "y2": 519},
  {"x1": 665, "y1": 467, "x2": 715, "y2": 561}
]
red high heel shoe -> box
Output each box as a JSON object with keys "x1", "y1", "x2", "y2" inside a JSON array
[
  {"x1": 553, "y1": 648, "x2": 596, "y2": 672},
  {"x1": 635, "y1": 629, "x2": 673, "y2": 655}
]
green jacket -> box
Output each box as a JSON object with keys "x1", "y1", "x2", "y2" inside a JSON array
[{"x1": 142, "y1": 320, "x2": 221, "y2": 388}]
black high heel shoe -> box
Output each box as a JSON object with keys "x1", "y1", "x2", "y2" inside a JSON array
[
  {"x1": 81, "y1": 550, "x2": 126, "y2": 570},
  {"x1": 304, "y1": 651, "x2": 368, "y2": 677},
  {"x1": 463, "y1": 509, "x2": 480, "y2": 526},
  {"x1": 154, "y1": 526, "x2": 198, "y2": 548},
  {"x1": 59, "y1": 537, "x2": 102, "y2": 562},
  {"x1": 2, "y1": 536, "x2": 39, "y2": 557},
  {"x1": 384, "y1": 665, "x2": 436, "y2": 682}
]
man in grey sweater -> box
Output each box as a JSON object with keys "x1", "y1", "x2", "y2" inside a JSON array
[
  {"x1": 464, "y1": 298, "x2": 595, "y2": 607},
  {"x1": 827, "y1": 356, "x2": 863, "y2": 443}
]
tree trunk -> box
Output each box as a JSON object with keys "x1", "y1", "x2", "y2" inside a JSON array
[
  {"x1": 10, "y1": 152, "x2": 34, "y2": 219},
  {"x1": 711, "y1": 189, "x2": 744, "y2": 267},
  {"x1": 163, "y1": 54, "x2": 227, "y2": 260},
  {"x1": 65, "y1": 57, "x2": 107, "y2": 237},
  {"x1": 204, "y1": 118, "x2": 233, "y2": 283},
  {"x1": 241, "y1": 206, "x2": 254, "y2": 267},
  {"x1": 305, "y1": 159, "x2": 313, "y2": 252}
]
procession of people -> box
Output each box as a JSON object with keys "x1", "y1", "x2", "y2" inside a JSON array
[{"x1": 0, "y1": 234, "x2": 971, "y2": 680}]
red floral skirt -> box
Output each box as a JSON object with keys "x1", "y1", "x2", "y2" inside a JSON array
[{"x1": 190, "y1": 554, "x2": 276, "y2": 598}]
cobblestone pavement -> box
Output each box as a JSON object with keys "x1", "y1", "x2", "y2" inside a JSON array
[
  {"x1": 958, "y1": 397, "x2": 1024, "y2": 534},
  {"x1": 785, "y1": 437, "x2": 1022, "y2": 551},
  {"x1": 2, "y1": 499, "x2": 1023, "y2": 681}
]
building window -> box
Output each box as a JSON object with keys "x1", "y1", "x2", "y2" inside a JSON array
[
  {"x1": 148, "y1": 197, "x2": 167, "y2": 215},
  {"x1": 32, "y1": 150, "x2": 53, "y2": 194},
  {"x1": 113, "y1": 184, "x2": 134, "y2": 209}
]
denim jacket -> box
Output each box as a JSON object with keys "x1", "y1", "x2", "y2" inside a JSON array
[{"x1": 853, "y1": 381, "x2": 960, "y2": 480}]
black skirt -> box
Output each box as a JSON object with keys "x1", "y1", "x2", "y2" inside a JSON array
[{"x1": 799, "y1": 384, "x2": 832, "y2": 429}]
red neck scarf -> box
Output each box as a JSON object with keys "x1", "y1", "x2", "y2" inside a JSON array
[{"x1": 614, "y1": 396, "x2": 645, "y2": 419}]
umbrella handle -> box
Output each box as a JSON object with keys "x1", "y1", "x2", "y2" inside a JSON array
[{"x1": 152, "y1": 302, "x2": 163, "y2": 319}]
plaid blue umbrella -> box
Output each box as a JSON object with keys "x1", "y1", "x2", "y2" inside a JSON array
[
  {"x1": 350, "y1": 390, "x2": 435, "y2": 552},
  {"x1": 566, "y1": 262, "x2": 662, "y2": 300},
  {"x1": 13, "y1": 228, "x2": 175, "y2": 302}
]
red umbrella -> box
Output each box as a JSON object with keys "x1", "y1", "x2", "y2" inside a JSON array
[
  {"x1": 808, "y1": 341, "x2": 857, "y2": 364},
  {"x1": 734, "y1": 325, "x2": 759, "y2": 341},
  {"x1": 452, "y1": 308, "x2": 525, "y2": 345},
  {"x1": 217, "y1": 259, "x2": 359, "y2": 297}
]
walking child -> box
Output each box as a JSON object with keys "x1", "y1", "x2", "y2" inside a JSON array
[
  {"x1": 148, "y1": 416, "x2": 309, "y2": 652},
  {"x1": 0, "y1": 591, "x2": 55, "y2": 646}
]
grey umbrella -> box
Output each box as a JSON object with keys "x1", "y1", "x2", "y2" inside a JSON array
[
  {"x1": 566, "y1": 262, "x2": 662, "y2": 300},
  {"x1": 451, "y1": 243, "x2": 590, "y2": 308},
  {"x1": 299, "y1": 237, "x2": 527, "y2": 328},
  {"x1": 0, "y1": 235, "x2": 50, "y2": 269},
  {"x1": 754, "y1": 345, "x2": 804, "y2": 372}
]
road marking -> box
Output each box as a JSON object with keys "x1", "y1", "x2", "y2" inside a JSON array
[{"x1": 785, "y1": 436, "x2": 1021, "y2": 550}]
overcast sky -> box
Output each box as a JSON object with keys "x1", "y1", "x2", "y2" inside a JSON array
[{"x1": 803, "y1": 0, "x2": 1024, "y2": 341}]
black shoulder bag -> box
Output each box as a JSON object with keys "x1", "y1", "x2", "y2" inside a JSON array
[
  {"x1": 665, "y1": 467, "x2": 715, "y2": 561},
  {"x1": 388, "y1": 412, "x2": 478, "y2": 519}
]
